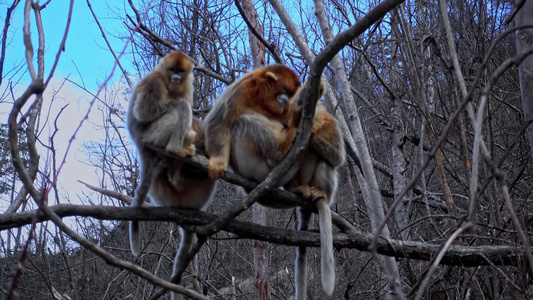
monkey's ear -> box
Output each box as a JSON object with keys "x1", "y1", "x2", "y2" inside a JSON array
[{"x1": 265, "y1": 71, "x2": 279, "y2": 81}]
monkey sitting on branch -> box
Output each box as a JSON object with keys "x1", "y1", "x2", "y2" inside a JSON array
[
  {"x1": 203, "y1": 64, "x2": 345, "y2": 299},
  {"x1": 126, "y1": 50, "x2": 215, "y2": 300},
  {"x1": 285, "y1": 80, "x2": 346, "y2": 299}
]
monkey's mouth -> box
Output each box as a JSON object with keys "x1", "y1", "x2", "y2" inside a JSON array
[{"x1": 171, "y1": 75, "x2": 182, "y2": 84}]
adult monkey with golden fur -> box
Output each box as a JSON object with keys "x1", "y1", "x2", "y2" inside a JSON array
[
  {"x1": 204, "y1": 64, "x2": 301, "y2": 183},
  {"x1": 285, "y1": 80, "x2": 345, "y2": 299},
  {"x1": 204, "y1": 64, "x2": 344, "y2": 298},
  {"x1": 127, "y1": 51, "x2": 215, "y2": 299}
]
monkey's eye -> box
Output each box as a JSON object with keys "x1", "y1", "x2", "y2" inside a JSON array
[{"x1": 169, "y1": 66, "x2": 185, "y2": 74}]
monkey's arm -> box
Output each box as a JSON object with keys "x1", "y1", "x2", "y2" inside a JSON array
[
  {"x1": 232, "y1": 114, "x2": 282, "y2": 159},
  {"x1": 132, "y1": 73, "x2": 171, "y2": 123},
  {"x1": 204, "y1": 104, "x2": 232, "y2": 179}
]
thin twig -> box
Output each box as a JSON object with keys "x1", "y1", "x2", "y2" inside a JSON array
[
  {"x1": 0, "y1": 0, "x2": 21, "y2": 86},
  {"x1": 43, "y1": 0, "x2": 74, "y2": 87},
  {"x1": 234, "y1": 0, "x2": 283, "y2": 63},
  {"x1": 86, "y1": 0, "x2": 132, "y2": 87}
]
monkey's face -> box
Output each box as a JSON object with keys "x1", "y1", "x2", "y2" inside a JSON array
[
  {"x1": 263, "y1": 65, "x2": 301, "y2": 112},
  {"x1": 276, "y1": 88, "x2": 292, "y2": 108},
  {"x1": 168, "y1": 66, "x2": 187, "y2": 84},
  {"x1": 160, "y1": 51, "x2": 194, "y2": 85}
]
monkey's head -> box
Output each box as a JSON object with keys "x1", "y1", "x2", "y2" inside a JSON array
[
  {"x1": 241, "y1": 65, "x2": 301, "y2": 116},
  {"x1": 160, "y1": 51, "x2": 193, "y2": 83},
  {"x1": 158, "y1": 51, "x2": 194, "y2": 99}
]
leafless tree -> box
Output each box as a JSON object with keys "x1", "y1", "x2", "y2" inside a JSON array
[{"x1": 3, "y1": 0, "x2": 533, "y2": 299}]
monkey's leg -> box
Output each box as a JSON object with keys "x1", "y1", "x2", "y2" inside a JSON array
[
  {"x1": 129, "y1": 155, "x2": 157, "y2": 256},
  {"x1": 171, "y1": 227, "x2": 195, "y2": 300},
  {"x1": 167, "y1": 100, "x2": 195, "y2": 156},
  {"x1": 295, "y1": 207, "x2": 313, "y2": 300},
  {"x1": 231, "y1": 115, "x2": 279, "y2": 182},
  {"x1": 141, "y1": 100, "x2": 194, "y2": 156}
]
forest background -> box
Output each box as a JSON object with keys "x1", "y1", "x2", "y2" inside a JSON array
[{"x1": 1, "y1": 0, "x2": 533, "y2": 299}]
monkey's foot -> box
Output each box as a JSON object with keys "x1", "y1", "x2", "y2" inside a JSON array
[
  {"x1": 184, "y1": 128, "x2": 197, "y2": 144},
  {"x1": 165, "y1": 144, "x2": 196, "y2": 157},
  {"x1": 308, "y1": 186, "x2": 329, "y2": 202},
  {"x1": 292, "y1": 185, "x2": 313, "y2": 199},
  {"x1": 207, "y1": 157, "x2": 227, "y2": 180},
  {"x1": 172, "y1": 144, "x2": 196, "y2": 157}
]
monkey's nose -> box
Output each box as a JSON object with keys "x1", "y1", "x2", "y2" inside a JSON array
[{"x1": 277, "y1": 94, "x2": 289, "y2": 105}]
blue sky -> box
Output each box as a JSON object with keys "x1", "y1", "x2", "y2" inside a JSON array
[
  {"x1": 1, "y1": 1, "x2": 132, "y2": 90},
  {"x1": 0, "y1": 1, "x2": 135, "y2": 209}
]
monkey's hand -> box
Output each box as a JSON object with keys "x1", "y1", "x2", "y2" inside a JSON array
[{"x1": 207, "y1": 157, "x2": 227, "y2": 179}]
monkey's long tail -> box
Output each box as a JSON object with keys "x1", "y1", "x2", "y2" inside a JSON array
[
  {"x1": 171, "y1": 228, "x2": 195, "y2": 300},
  {"x1": 129, "y1": 220, "x2": 140, "y2": 256},
  {"x1": 316, "y1": 198, "x2": 335, "y2": 296},
  {"x1": 295, "y1": 209, "x2": 312, "y2": 300}
]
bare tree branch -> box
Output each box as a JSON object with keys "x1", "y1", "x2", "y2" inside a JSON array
[
  {"x1": 87, "y1": 0, "x2": 132, "y2": 88},
  {"x1": 0, "y1": 204, "x2": 528, "y2": 268},
  {"x1": 0, "y1": 0, "x2": 21, "y2": 86},
  {"x1": 43, "y1": 0, "x2": 74, "y2": 87},
  {"x1": 126, "y1": 0, "x2": 231, "y2": 84},
  {"x1": 234, "y1": 0, "x2": 283, "y2": 64}
]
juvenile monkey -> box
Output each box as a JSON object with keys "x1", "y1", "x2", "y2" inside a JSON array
[
  {"x1": 152, "y1": 118, "x2": 215, "y2": 300},
  {"x1": 204, "y1": 64, "x2": 301, "y2": 184},
  {"x1": 285, "y1": 80, "x2": 346, "y2": 299},
  {"x1": 127, "y1": 50, "x2": 197, "y2": 257}
]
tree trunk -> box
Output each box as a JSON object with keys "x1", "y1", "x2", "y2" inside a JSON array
[
  {"x1": 515, "y1": 0, "x2": 533, "y2": 160},
  {"x1": 239, "y1": 0, "x2": 270, "y2": 298},
  {"x1": 390, "y1": 11, "x2": 410, "y2": 240},
  {"x1": 313, "y1": 1, "x2": 404, "y2": 298}
]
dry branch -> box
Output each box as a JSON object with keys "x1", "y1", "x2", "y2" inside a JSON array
[{"x1": 0, "y1": 204, "x2": 527, "y2": 268}]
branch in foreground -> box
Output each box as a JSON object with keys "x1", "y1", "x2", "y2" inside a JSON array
[
  {"x1": 0, "y1": 204, "x2": 527, "y2": 268},
  {"x1": 148, "y1": 145, "x2": 315, "y2": 210},
  {"x1": 146, "y1": 147, "x2": 367, "y2": 238}
]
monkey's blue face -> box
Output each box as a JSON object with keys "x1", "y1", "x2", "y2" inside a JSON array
[
  {"x1": 277, "y1": 94, "x2": 289, "y2": 107},
  {"x1": 276, "y1": 87, "x2": 292, "y2": 107},
  {"x1": 168, "y1": 66, "x2": 186, "y2": 84}
]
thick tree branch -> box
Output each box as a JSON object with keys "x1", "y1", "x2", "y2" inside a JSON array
[{"x1": 0, "y1": 204, "x2": 527, "y2": 268}]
